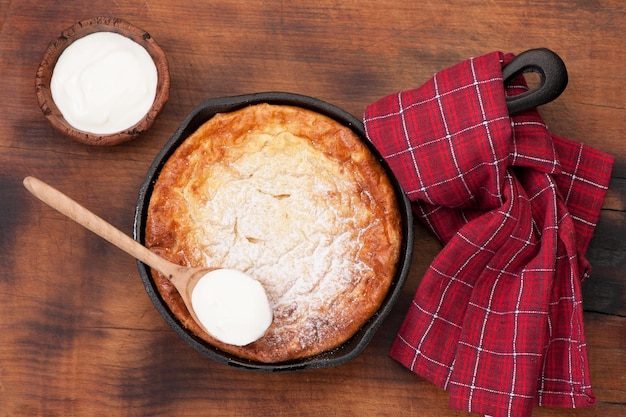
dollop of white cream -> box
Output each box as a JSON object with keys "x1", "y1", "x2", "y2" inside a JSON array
[
  {"x1": 191, "y1": 269, "x2": 273, "y2": 346},
  {"x1": 50, "y1": 31, "x2": 158, "y2": 134}
]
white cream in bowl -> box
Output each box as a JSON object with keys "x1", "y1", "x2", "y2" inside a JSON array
[{"x1": 50, "y1": 31, "x2": 158, "y2": 134}]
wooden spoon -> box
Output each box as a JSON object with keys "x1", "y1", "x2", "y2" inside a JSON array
[{"x1": 22, "y1": 176, "x2": 272, "y2": 346}]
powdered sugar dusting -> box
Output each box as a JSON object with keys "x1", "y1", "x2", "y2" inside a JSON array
[{"x1": 181, "y1": 129, "x2": 378, "y2": 348}]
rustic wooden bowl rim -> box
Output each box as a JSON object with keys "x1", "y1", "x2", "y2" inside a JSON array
[{"x1": 35, "y1": 16, "x2": 170, "y2": 146}]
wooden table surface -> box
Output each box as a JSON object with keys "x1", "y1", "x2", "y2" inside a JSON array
[{"x1": 1, "y1": 1, "x2": 624, "y2": 416}]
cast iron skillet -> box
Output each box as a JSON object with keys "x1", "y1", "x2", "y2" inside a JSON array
[
  {"x1": 134, "y1": 92, "x2": 415, "y2": 371},
  {"x1": 133, "y1": 48, "x2": 567, "y2": 372}
]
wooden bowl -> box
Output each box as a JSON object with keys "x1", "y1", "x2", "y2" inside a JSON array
[{"x1": 35, "y1": 17, "x2": 170, "y2": 146}]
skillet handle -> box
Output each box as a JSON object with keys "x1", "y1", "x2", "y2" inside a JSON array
[{"x1": 503, "y1": 48, "x2": 568, "y2": 115}]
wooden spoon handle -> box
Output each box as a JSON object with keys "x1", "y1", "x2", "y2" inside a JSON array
[{"x1": 23, "y1": 176, "x2": 180, "y2": 278}]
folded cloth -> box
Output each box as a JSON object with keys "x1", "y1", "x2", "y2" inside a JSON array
[{"x1": 363, "y1": 51, "x2": 614, "y2": 417}]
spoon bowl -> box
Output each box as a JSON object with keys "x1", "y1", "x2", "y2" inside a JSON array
[{"x1": 22, "y1": 176, "x2": 271, "y2": 346}]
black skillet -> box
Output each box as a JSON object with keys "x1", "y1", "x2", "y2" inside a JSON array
[{"x1": 134, "y1": 48, "x2": 567, "y2": 371}]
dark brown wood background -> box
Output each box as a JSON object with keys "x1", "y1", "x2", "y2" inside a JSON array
[{"x1": 1, "y1": 1, "x2": 624, "y2": 415}]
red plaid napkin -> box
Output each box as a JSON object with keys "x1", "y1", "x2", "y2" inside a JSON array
[{"x1": 364, "y1": 51, "x2": 614, "y2": 417}]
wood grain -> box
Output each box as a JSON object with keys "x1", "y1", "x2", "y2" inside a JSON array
[{"x1": 1, "y1": 0, "x2": 624, "y2": 416}]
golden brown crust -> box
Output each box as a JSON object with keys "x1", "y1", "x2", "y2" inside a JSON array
[{"x1": 145, "y1": 103, "x2": 402, "y2": 363}]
